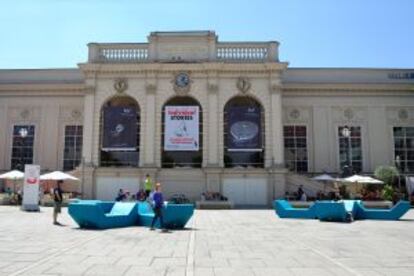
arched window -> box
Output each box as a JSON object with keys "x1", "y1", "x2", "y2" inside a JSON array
[
  {"x1": 162, "y1": 97, "x2": 203, "y2": 168},
  {"x1": 224, "y1": 96, "x2": 264, "y2": 168},
  {"x1": 100, "y1": 96, "x2": 140, "y2": 167}
]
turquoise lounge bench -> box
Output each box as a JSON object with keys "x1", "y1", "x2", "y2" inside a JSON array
[
  {"x1": 68, "y1": 201, "x2": 137, "y2": 229},
  {"x1": 274, "y1": 200, "x2": 317, "y2": 219},
  {"x1": 354, "y1": 200, "x2": 410, "y2": 220},
  {"x1": 137, "y1": 201, "x2": 194, "y2": 229}
]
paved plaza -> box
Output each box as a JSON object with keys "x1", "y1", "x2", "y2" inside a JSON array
[{"x1": 0, "y1": 206, "x2": 413, "y2": 276}]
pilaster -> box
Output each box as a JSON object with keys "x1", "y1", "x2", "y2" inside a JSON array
[
  {"x1": 82, "y1": 87, "x2": 96, "y2": 165},
  {"x1": 269, "y1": 76, "x2": 284, "y2": 166},
  {"x1": 206, "y1": 76, "x2": 219, "y2": 167},
  {"x1": 143, "y1": 80, "x2": 157, "y2": 167}
]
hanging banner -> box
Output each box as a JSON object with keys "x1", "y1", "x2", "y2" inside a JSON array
[
  {"x1": 227, "y1": 106, "x2": 262, "y2": 151},
  {"x1": 102, "y1": 106, "x2": 137, "y2": 151},
  {"x1": 22, "y1": 164, "x2": 40, "y2": 211},
  {"x1": 164, "y1": 106, "x2": 199, "y2": 151}
]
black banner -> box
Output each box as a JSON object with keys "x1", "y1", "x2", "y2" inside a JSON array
[
  {"x1": 227, "y1": 106, "x2": 262, "y2": 151},
  {"x1": 102, "y1": 106, "x2": 137, "y2": 151}
]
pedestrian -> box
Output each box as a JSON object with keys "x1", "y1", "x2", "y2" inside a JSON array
[
  {"x1": 144, "y1": 174, "x2": 153, "y2": 199},
  {"x1": 53, "y1": 180, "x2": 63, "y2": 225},
  {"x1": 150, "y1": 183, "x2": 167, "y2": 232}
]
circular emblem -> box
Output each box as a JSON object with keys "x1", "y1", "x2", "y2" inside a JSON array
[
  {"x1": 398, "y1": 109, "x2": 409, "y2": 120},
  {"x1": 289, "y1": 109, "x2": 300, "y2": 119},
  {"x1": 175, "y1": 73, "x2": 190, "y2": 88}
]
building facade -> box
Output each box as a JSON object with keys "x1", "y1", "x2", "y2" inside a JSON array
[{"x1": 1, "y1": 31, "x2": 413, "y2": 206}]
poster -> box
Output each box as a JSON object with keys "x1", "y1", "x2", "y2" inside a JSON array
[
  {"x1": 164, "y1": 106, "x2": 199, "y2": 151},
  {"x1": 22, "y1": 164, "x2": 40, "y2": 211},
  {"x1": 102, "y1": 106, "x2": 137, "y2": 151},
  {"x1": 227, "y1": 106, "x2": 262, "y2": 152}
]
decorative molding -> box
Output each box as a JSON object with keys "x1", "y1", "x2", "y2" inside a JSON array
[
  {"x1": 145, "y1": 83, "x2": 157, "y2": 94},
  {"x1": 283, "y1": 106, "x2": 311, "y2": 124},
  {"x1": 114, "y1": 79, "x2": 128, "y2": 93},
  {"x1": 8, "y1": 106, "x2": 41, "y2": 121},
  {"x1": 59, "y1": 106, "x2": 84, "y2": 122},
  {"x1": 236, "y1": 77, "x2": 251, "y2": 94},
  {"x1": 332, "y1": 106, "x2": 366, "y2": 123},
  {"x1": 207, "y1": 82, "x2": 218, "y2": 93},
  {"x1": 387, "y1": 107, "x2": 414, "y2": 124}
]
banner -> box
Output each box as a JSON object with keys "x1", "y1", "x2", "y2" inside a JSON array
[
  {"x1": 227, "y1": 106, "x2": 262, "y2": 151},
  {"x1": 164, "y1": 106, "x2": 199, "y2": 151},
  {"x1": 102, "y1": 106, "x2": 137, "y2": 151},
  {"x1": 22, "y1": 164, "x2": 40, "y2": 211}
]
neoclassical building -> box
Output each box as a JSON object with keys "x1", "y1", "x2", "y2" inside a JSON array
[{"x1": 0, "y1": 31, "x2": 413, "y2": 206}]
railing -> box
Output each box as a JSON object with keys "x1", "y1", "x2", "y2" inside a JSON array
[
  {"x1": 216, "y1": 42, "x2": 277, "y2": 62},
  {"x1": 88, "y1": 41, "x2": 278, "y2": 63},
  {"x1": 89, "y1": 43, "x2": 149, "y2": 63}
]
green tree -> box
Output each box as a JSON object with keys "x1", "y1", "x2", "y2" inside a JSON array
[{"x1": 374, "y1": 166, "x2": 399, "y2": 186}]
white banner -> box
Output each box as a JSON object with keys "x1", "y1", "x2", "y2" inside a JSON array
[
  {"x1": 22, "y1": 164, "x2": 40, "y2": 211},
  {"x1": 164, "y1": 106, "x2": 199, "y2": 151}
]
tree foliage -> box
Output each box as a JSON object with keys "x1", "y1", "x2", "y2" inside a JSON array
[{"x1": 374, "y1": 166, "x2": 399, "y2": 186}]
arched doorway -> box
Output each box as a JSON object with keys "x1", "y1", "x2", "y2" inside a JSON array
[
  {"x1": 223, "y1": 96, "x2": 264, "y2": 168},
  {"x1": 99, "y1": 96, "x2": 140, "y2": 167},
  {"x1": 161, "y1": 96, "x2": 203, "y2": 168}
]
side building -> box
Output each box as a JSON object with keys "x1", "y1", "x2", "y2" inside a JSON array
[{"x1": 0, "y1": 31, "x2": 413, "y2": 206}]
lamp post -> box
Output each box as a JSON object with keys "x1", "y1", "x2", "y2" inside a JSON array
[
  {"x1": 18, "y1": 127, "x2": 28, "y2": 172},
  {"x1": 395, "y1": 155, "x2": 401, "y2": 191},
  {"x1": 341, "y1": 126, "x2": 352, "y2": 177}
]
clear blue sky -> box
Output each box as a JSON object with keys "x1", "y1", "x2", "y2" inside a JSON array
[{"x1": 1, "y1": 0, "x2": 413, "y2": 69}]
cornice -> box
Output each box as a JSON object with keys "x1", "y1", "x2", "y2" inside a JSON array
[
  {"x1": 0, "y1": 83, "x2": 88, "y2": 96},
  {"x1": 77, "y1": 61, "x2": 288, "y2": 75},
  {"x1": 283, "y1": 82, "x2": 414, "y2": 92}
]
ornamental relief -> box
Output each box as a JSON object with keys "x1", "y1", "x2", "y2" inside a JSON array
[
  {"x1": 59, "y1": 106, "x2": 83, "y2": 122},
  {"x1": 283, "y1": 107, "x2": 311, "y2": 124},
  {"x1": 331, "y1": 106, "x2": 366, "y2": 123},
  {"x1": 386, "y1": 107, "x2": 414, "y2": 124},
  {"x1": 8, "y1": 106, "x2": 41, "y2": 120}
]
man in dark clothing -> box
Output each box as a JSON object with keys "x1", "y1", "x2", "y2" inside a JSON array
[
  {"x1": 150, "y1": 183, "x2": 167, "y2": 232},
  {"x1": 53, "y1": 180, "x2": 63, "y2": 225}
]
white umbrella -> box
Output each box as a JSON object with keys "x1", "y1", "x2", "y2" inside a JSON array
[
  {"x1": 312, "y1": 174, "x2": 335, "y2": 181},
  {"x1": 344, "y1": 175, "x2": 383, "y2": 184},
  {"x1": 0, "y1": 170, "x2": 24, "y2": 180},
  {"x1": 40, "y1": 171, "x2": 79, "y2": 181}
]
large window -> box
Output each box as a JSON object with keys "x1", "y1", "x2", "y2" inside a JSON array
[
  {"x1": 11, "y1": 125, "x2": 35, "y2": 170},
  {"x1": 100, "y1": 96, "x2": 140, "y2": 167},
  {"x1": 162, "y1": 97, "x2": 203, "y2": 168},
  {"x1": 338, "y1": 126, "x2": 362, "y2": 174},
  {"x1": 393, "y1": 127, "x2": 414, "y2": 172},
  {"x1": 63, "y1": 125, "x2": 83, "y2": 171},
  {"x1": 284, "y1": 125, "x2": 308, "y2": 172},
  {"x1": 224, "y1": 96, "x2": 264, "y2": 168}
]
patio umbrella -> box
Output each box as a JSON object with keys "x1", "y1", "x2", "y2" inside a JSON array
[
  {"x1": 0, "y1": 170, "x2": 24, "y2": 193},
  {"x1": 312, "y1": 174, "x2": 336, "y2": 192},
  {"x1": 344, "y1": 175, "x2": 383, "y2": 184},
  {"x1": 40, "y1": 171, "x2": 80, "y2": 193}
]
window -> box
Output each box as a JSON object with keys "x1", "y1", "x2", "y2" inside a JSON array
[
  {"x1": 63, "y1": 125, "x2": 83, "y2": 171},
  {"x1": 284, "y1": 126, "x2": 308, "y2": 172},
  {"x1": 393, "y1": 127, "x2": 414, "y2": 172},
  {"x1": 11, "y1": 125, "x2": 35, "y2": 170},
  {"x1": 338, "y1": 126, "x2": 362, "y2": 173},
  {"x1": 161, "y1": 97, "x2": 203, "y2": 168},
  {"x1": 100, "y1": 96, "x2": 140, "y2": 167},
  {"x1": 224, "y1": 97, "x2": 264, "y2": 168}
]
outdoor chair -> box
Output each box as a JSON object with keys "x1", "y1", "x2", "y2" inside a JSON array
[
  {"x1": 273, "y1": 200, "x2": 317, "y2": 219},
  {"x1": 354, "y1": 200, "x2": 410, "y2": 220}
]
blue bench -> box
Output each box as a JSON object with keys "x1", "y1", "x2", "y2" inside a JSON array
[
  {"x1": 137, "y1": 201, "x2": 194, "y2": 229},
  {"x1": 69, "y1": 200, "x2": 194, "y2": 230},
  {"x1": 274, "y1": 200, "x2": 317, "y2": 219},
  {"x1": 354, "y1": 200, "x2": 410, "y2": 220},
  {"x1": 68, "y1": 201, "x2": 137, "y2": 229}
]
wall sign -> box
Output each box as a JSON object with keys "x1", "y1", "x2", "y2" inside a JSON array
[{"x1": 164, "y1": 106, "x2": 199, "y2": 151}]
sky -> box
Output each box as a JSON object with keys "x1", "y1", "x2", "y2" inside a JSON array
[{"x1": 0, "y1": 0, "x2": 413, "y2": 69}]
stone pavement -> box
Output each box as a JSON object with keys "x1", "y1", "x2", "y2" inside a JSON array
[{"x1": 0, "y1": 206, "x2": 413, "y2": 276}]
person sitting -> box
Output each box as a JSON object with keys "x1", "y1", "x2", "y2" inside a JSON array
[
  {"x1": 115, "y1": 189, "x2": 126, "y2": 201},
  {"x1": 136, "y1": 189, "x2": 146, "y2": 201},
  {"x1": 300, "y1": 191, "x2": 307, "y2": 201},
  {"x1": 296, "y1": 185, "x2": 304, "y2": 200}
]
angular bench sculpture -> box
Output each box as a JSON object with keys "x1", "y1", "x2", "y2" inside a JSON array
[
  {"x1": 69, "y1": 200, "x2": 194, "y2": 230},
  {"x1": 274, "y1": 199, "x2": 410, "y2": 222},
  {"x1": 274, "y1": 200, "x2": 317, "y2": 219},
  {"x1": 137, "y1": 201, "x2": 194, "y2": 229},
  {"x1": 68, "y1": 200, "x2": 137, "y2": 229},
  {"x1": 354, "y1": 200, "x2": 410, "y2": 220}
]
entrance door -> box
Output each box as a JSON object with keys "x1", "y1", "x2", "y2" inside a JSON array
[{"x1": 222, "y1": 178, "x2": 267, "y2": 206}]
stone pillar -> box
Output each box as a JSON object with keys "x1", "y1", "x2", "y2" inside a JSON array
[
  {"x1": 143, "y1": 83, "x2": 157, "y2": 167},
  {"x1": 82, "y1": 88, "x2": 95, "y2": 165},
  {"x1": 87, "y1": 43, "x2": 100, "y2": 63},
  {"x1": 269, "y1": 78, "x2": 284, "y2": 166},
  {"x1": 80, "y1": 166, "x2": 95, "y2": 199},
  {"x1": 206, "y1": 79, "x2": 219, "y2": 166}
]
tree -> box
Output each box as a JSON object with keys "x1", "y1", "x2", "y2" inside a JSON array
[{"x1": 374, "y1": 166, "x2": 399, "y2": 186}]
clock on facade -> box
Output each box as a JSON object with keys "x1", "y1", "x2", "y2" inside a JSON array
[{"x1": 175, "y1": 73, "x2": 190, "y2": 88}]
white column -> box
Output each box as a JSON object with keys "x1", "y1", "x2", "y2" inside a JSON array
[
  {"x1": 270, "y1": 82, "x2": 284, "y2": 166},
  {"x1": 143, "y1": 84, "x2": 157, "y2": 166},
  {"x1": 207, "y1": 82, "x2": 219, "y2": 166},
  {"x1": 82, "y1": 89, "x2": 95, "y2": 165}
]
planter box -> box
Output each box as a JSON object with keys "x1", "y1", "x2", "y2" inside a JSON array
[{"x1": 196, "y1": 200, "x2": 234, "y2": 209}]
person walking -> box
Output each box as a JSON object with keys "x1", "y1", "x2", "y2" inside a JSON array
[
  {"x1": 53, "y1": 180, "x2": 63, "y2": 225},
  {"x1": 144, "y1": 174, "x2": 153, "y2": 199},
  {"x1": 150, "y1": 183, "x2": 167, "y2": 232}
]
